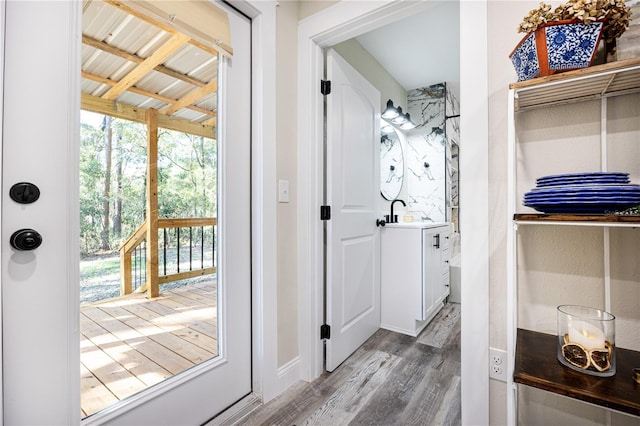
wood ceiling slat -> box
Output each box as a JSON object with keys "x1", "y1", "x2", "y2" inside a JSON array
[
  {"x1": 102, "y1": 32, "x2": 190, "y2": 101},
  {"x1": 203, "y1": 117, "x2": 217, "y2": 127},
  {"x1": 161, "y1": 80, "x2": 217, "y2": 116},
  {"x1": 82, "y1": 93, "x2": 214, "y2": 139},
  {"x1": 82, "y1": 71, "x2": 216, "y2": 119},
  {"x1": 83, "y1": 35, "x2": 207, "y2": 88},
  {"x1": 103, "y1": 0, "x2": 220, "y2": 57},
  {"x1": 82, "y1": 0, "x2": 221, "y2": 134}
]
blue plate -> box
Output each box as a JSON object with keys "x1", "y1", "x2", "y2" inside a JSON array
[
  {"x1": 527, "y1": 185, "x2": 640, "y2": 195},
  {"x1": 536, "y1": 172, "x2": 629, "y2": 182},
  {"x1": 525, "y1": 191, "x2": 640, "y2": 196},
  {"x1": 536, "y1": 178, "x2": 630, "y2": 187},
  {"x1": 524, "y1": 198, "x2": 640, "y2": 205},
  {"x1": 524, "y1": 196, "x2": 640, "y2": 203}
]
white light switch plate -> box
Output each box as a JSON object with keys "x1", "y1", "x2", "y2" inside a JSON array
[{"x1": 278, "y1": 180, "x2": 289, "y2": 203}]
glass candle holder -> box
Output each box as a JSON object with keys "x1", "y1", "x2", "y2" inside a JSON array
[{"x1": 557, "y1": 305, "x2": 615, "y2": 377}]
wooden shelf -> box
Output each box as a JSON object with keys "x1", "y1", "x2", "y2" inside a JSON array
[
  {"x1": 514, "y1": 213, "x2": 640, "y2": 226},
  {"x1": 515, "y1": 329, "x2": 640, "y2": 417},
  {"x1": 510, "y1": 57, "x2": 640, "y2": 112}
]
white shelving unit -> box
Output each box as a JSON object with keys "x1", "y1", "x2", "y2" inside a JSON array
[{"x1": 506, "y1": 58, "x2": 640, "y2": 424}]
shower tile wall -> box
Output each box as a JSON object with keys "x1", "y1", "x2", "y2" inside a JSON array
[
  {"x1": 406, "y1": 82, "x2": 459, "y2": 223},
  {"x1": 446, "y1": 89, "x2": 460, "y2": 229}
]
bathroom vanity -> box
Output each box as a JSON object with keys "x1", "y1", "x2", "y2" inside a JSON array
[{"x1": 380, "y1": 222, "x2": 450, "y2": 337}]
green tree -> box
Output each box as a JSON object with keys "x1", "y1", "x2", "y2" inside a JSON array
[{"x1": 80, "y1": 112, "x2": 216, "y2": 255}]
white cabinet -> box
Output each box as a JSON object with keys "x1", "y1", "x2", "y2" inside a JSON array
[
  {"x1": 506, "y1": 58, "x2": 640, "y2": 422},
  {"x1": 381, "y1": 223, "x2": 450, "y2": 337}
]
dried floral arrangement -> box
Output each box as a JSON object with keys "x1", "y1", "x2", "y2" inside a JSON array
[{"x1": 518, "y1": 0, "x2": 632, "y2": 45}]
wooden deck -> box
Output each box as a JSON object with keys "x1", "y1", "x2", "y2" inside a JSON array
[{"x1": 80, "y1": 281, "x2": 217, "y2": 418}]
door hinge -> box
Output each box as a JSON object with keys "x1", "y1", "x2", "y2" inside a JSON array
[
  {"x1": 321, "y1": 80, "x2": 331, "y2": 95},
  {"x1": 320, "y1": 205, "x2": 331, "y2": 221},
  {"x1": 320, "y1": 324, "x2": 331, "y2": 339}
]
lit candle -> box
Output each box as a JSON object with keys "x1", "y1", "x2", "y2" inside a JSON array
[{"x1": 568, "y1": 320, "x2": 605, "y2": 350}]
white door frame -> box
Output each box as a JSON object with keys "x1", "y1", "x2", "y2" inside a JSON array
[
  {"x1": 0, "y1": 0, "x2": 6, "y2": 421},
  {"x1": 0, "y1": 0, "x2": 280, "y2": 421},
  {"x1": 297, "y1": 1, "x2": 490, "y2": 424},
  {"x1": 232, "y1": 0, "x2": 280, "y2": 403}
]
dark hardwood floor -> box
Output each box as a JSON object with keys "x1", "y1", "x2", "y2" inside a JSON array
[{"x1": 237, "y1": 303, "x2": 461, "y2": 425}]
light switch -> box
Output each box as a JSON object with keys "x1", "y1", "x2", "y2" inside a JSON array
[{"x1": 278, "y1": 180, "x2": 289, "y2": 203}]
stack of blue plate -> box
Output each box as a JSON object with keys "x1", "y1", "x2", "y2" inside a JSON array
[{"x1": 524, "y1": 172, "x2": 640, "y2": 214}]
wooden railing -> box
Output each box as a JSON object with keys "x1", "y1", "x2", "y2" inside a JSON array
[{"x1": 119, "y1": 217, "x2": 217, "y2": 297}]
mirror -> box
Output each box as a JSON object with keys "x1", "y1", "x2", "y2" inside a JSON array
[{"x1": 380, "y1": 125, "x2": 404, "y2": 200}]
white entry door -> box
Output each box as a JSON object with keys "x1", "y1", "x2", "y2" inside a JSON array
[
  {"x1": 325, "y1": 49, "x2": 381, "y2": 372},
  {"x1": 1, "y1": 2, "x2": 251, "y2": 424}
]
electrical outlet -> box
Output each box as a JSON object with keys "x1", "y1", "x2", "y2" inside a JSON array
[{"x1": 489, "y1": 347, "x2": 507, "y2": 382}]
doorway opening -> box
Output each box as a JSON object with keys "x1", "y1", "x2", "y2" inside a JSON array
[
  {"x1": 298, "y1": 1, "x2": 489, "y2": 422},
  {"x1": 322, "y1": 1, "x2": 461, "y2": 372}
]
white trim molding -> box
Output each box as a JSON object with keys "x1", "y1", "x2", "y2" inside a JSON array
[
  {"x1": 460, "y1": 1, "x2": 490, "y2": 425},
  {"x1": 228, "y1": 0, "x2": 280, "y2": 404},
  {"x1": 0, "y1": 1, "x2": 6, "y2": 423},
  {"x1": 277, "y1": 356, "x2": 302, "y2": 394}
]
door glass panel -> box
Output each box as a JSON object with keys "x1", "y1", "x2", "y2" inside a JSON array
[{"x1": 79, "y1": 1, "x2": 220, "y2": 418}]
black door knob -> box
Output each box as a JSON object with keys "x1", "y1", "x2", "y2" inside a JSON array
[
  {"x1": 9, "y1": 182, "x2": 40, "y2": 204},
  {"x1": 10, "y1": 229, "x2": 43, "y2": 251}
]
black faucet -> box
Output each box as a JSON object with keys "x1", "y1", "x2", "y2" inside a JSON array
[{"x1": 388, "y1": 199, "x2": 406, "y2": 223}]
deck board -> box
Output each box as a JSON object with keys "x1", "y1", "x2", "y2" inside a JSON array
[
  {"x1": 142, "y1": 297, "x2": 218, "y2": 338},
  {"x1": 81, "y1": 314, "x2": 172, "y2": 385},
  {"x1": 80, "y1": 281, "x2": 218, "y2": 418}
]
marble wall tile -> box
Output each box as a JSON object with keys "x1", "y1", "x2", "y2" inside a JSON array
[
  {"x1": 380, "y1": 129, "x2": 404, "y2": 200},
  {"x1": 406, "y1": 83, "x2": 447, "y2": 222}
]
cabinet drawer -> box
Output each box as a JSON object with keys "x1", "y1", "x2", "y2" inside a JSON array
[{"x1": 441, "y1": 248, "x2": 450, "y2": 275}]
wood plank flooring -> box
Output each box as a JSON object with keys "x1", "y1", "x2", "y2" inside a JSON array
[
  {"x1": 236, "y1": 302, "x2": 461, "y2": 426},
  {"x1": 80, "y1": 281, "x2": 218, "y2": 418}
]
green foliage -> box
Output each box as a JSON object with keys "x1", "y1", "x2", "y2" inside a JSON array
[
  {"x1": 79, "y1": 112, "x2": 217, "y2": 256},
  {"x1": 158, "y1": 130, "x2": 217, "y2": 218}
]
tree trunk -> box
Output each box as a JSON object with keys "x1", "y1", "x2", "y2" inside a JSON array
[
  {"x1": 101, "y1": 115, "x2": 112, "y2": 251},
  {"x1": 113, "y1": 134, "x2": 123, "y2": 237}
]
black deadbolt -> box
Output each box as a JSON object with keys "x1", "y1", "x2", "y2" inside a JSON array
[
  {"x1": 10, "y1": 229, "x2": 43, "y2": 251},
  {"x1": 10, "y1": 182, "x2": 40, "y2": 204}
]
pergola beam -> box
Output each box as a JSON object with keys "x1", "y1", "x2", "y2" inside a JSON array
[
  {"x1": 81, "y1": 93, "x2": 215, "y2": 139},
  {"x1": 145, "y1": 108, "x2": 159, "y2": 299},
  {"x1": 161, "y1": 79, "x2": 217, "y2": 116},
  {"x1": 82, "y1": 71, "x2": 216, "y2": 119},
  {"x1": 82, "y1": 35, "x2": 208, "y2": 88},
  {"x1": 103, "y1": 0, "x2": 220, "y2": 57},
  {"x1": 102, "y1": 32, "x2": 190, "y2": 100}
]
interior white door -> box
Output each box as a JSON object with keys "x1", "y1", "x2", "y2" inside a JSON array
[
  {"x1": 325, "y1": 49, "x2": 381, "y2": 372},
  {"x1": 1, "y1": 2, "x2": 251, "y2": 424}
]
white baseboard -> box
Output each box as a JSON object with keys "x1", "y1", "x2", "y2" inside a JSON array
[{"x1": 275, "y1": 356, "x2": 303, "y2": 398}]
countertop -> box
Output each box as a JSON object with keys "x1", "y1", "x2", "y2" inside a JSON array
[{"x1": 383, "y1": 221, "x2": 449, "y2": 229}]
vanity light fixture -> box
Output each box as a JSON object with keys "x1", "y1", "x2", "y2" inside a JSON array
[
  {"x1": 381, "y1": 99, "x2": 399, "y2": 119},
  {"x1": 391, "y1": 107, "x2": 406, "y2": 124},
  {"x1": 400, "y1": 113, "x2": 416, "y2": 130},
  {"x1": 381, "y1": 99, "x2": 416, "y2": 131}
]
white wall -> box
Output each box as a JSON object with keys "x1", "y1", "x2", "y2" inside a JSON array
[
  {"x1": 298, "y1": 0, "x2": 339, "y2": 20},
  {"x1": 332, "y1": 38, "x2": 407, "y2": 113},
  {"x1": 488, "y1": 1, "x2": 640, "y2": 424},
  {"x1": 276, "y1": 0, "x2": 300, "y2": 368}
]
